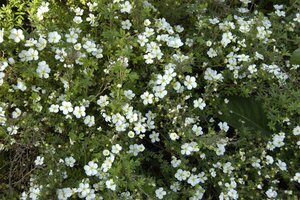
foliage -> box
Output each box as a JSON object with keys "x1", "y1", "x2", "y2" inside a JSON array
[{"x1": 0, "y1": 0, "x2": 299, "y2": 199}]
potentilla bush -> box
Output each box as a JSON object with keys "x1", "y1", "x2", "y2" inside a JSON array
[{"x1": 0, "y1": 0, "x2": 299, "y2": 199}]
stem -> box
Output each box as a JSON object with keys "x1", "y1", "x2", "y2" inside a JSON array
[{"x1": 9, "y1": 150, "x2": 13, "y2": 196}]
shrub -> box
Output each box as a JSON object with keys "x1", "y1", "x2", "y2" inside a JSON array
[{"x1": 0, "y1": 0, "x2": 299, "y2": 199}]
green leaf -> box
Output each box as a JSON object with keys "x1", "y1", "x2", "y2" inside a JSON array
[
  {"x1": 290, "y1": 48, "x2": 300, "y2": 65},
  {"x1": 128, "y1": 71, "x2": 139, "y2": 81},
  {"x1": 219, "y1": 96, "x2": 272, "y2": 135}
]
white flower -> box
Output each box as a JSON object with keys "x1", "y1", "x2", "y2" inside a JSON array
[
  {"x1": 181, "y1": 143, "x2": 193, "y2": 155},
  {"x1": 293, "y1": 172, "x2": 300, "y2": 183},
  {"x1": 144, "y1": 53, "x2": 154, "y2": 64},
  {"x1": 187, "y1": 174, "x2": 201, "y2": 186},
  {"x1": 171, "y1": 156, "x2": 181, "y2": 168},
  {"x1": 221, "y1": 32, "x2": 233, "y2": 47},
  {"x1": 12, "y1": 108, "x2": 22, "y2": 118},
  {"x1": 137, "y1": 34, "x2": 148, "y2": 46},
  {"x1": 49, "y1": 104, "x2": 60, "y2": 113},
  {"x1": 84, "y1": 161, "x2": 98, "y2": 176},
  {"x1": 29, "y1": 185, "x2": 41, "y2": 200},
  {"x1": 175, "y1": 169, "x2": 190, "y2": 181},
  {"x1": 223, "y1": 162, "x2": 234, "y2": 174},
  {"x1": 112, "y1": 144, "x2": 122, "y2": 154},
  {"x1": 192, "y1": 125, "x2": 203, "y2": 136},
  {"x1": 155, "y1": 187, "x2": 167, "y2": 199},
  {"x1": 7, "y1": 126, "x2": 19, "y2": 135},
  {"x1": 120, "y1": 1, "x2": 132, "y2": 13},
  {"x1": 133, "y1": 122, "x2": 146, "y2": 134},
  {"x1": 207, "y1": 47, "x2": 217, "y2": 58},
  {"x1": 128, "y1": 131, "x2": 135, "y2": 138},
  {"x1": 272, "y1": 132, "x2": 285, "y2": 148},
  {"x1": 16, "y1": 80, "x2": 27, "y2": 91},
  {"x1": 153, "y1": 85, "x2": 167, "y2": 99},
  {"x1": 73, "y1": 16, "x2": 83, "y2": 24},
  {"x1": 170, "y1": 182, "x2": 181, "y2": 192},
  {"x1": 216, "y1": 143, "x2": 226, "y2": 156},
  {"x1": 218, "y1": 122, "x2": 229, "y2": 132},
  {"x1": 25, "y1": 38, "x2": 37, "y2": 47},
  {"x1": 36, "y1": 2, "x2": 49, "y2": 20},
  {"x1": 141, "y1": 91, "x2": 154, "y2": 105},
  {"x1": 36, "y1": 36, "x2": 47, "y2": 50},
  {"x1": 293, "y1": 126, "x2": 300, "y2": 136},
  {"x1": 185, "y1": 38, "x2": 193, "y2": 47},
  {"x1": 129, "y1": 144, "x2": 145, "y2": 156},
  {"x1": 121, "y1": 19, "x2": 132, "y2": 30},
  {"x1": 83, "y1": 40, "x2": 97, "y2": 53},
  {"x1": 248, "y1": 64, "x2": 257, "y2": 74},
  {"x1": 275, "y1": 10, "x2": 285, "y2": 17},
  {"x1": 265, "y1": 155, "x2": 274, "y2": 165},
  {"x1": 276, "y1": 160, "x2": 287, "y2": 171},
  {"x1": 92, "y1": 48, "x2": 103, "y2": 58},
  {"x1": 25, "y1": 48, "x2": 39, "y2": 61},
  {"x1": 144, "y1": 19, "x2": 151, "y2": 26},
  {"x1": 184, "y1": 75, "x2": 197, "y2": 90},
  {"x1": 167, "y1": 36, "x2": 183, "y2": 48},
  {"x1": 64, "y1": 156, "x2": 76, "y2": 167},
  {"x1": 97, "y1": 95, "x2": 109, "y2": 107},
  {"x1": 77, "y1": 182, "x2": 90, "y2": 198},
  {"x1": 57, "y1": 188, "x2": 72, "y2": 200},
  {"x1": 106, "y1": 179, "x2": 116, "y2": 191},
  {"x1": 193, "y1": 98, "x2": 206, "y2": 110},
  {"x1": 0, "y1": 28, "x2": 4, "y2": 43},
  {"x1": 60, "y1": 101, "x2": 73, "y2": 115},
  {"x1": 34, "y1": 156, "x2": 44, "y2": 166},
  {"x1": 73, "y1": 106, "x2": 86, "y2": 118},
  {"x1": 0, "y1": 61, "x2": 8, "y2": 71},
  {"x1": 204, "y1": 68, "x2": 223, "y2": 82},
  {"x1": 84, "y1": 115, "x2": 95, "y2": 127},
  {"x1": 74, "y1": 43, "x2": 82, "y2": 50},
  {"x1": 36, "y1": 61, "x2": 51, "y2": 78},
  {"x1": 149, "y1": 131, "x2": 160, "y2": 143},
  {"x1": 169, "y1": 132, "x2": 179, "y2": 140},
  {"x1": 9, "y1": 28, "x2": 24, "y2": 43},
  {"x1": 124, "y1": 90, "x2": 135, "y2": 99},
  {"x1": 48, "y1": 31, "x2": 61, "y2": 43},
  {"x1": 65, "y1": 31, "x2": 78, "y2": 43},
  {"x1": 265, "y1": 188, "x2": 277, "y2": 199},
  {"x1": 293, "y1": 13, "x2": 300, "y2": 23}
]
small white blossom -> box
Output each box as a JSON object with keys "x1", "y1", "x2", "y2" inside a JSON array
[
  {"x1": 218, "y1": 122, "x2": 229, "y2": 132},
  {"x1": 149, "y1": 131, "x2": 160, "y2": 143},
  {"x1": 34, "y1": 156, "x2": 44, "y2": 166},
  {"x1": 84, "y1": 115, "x2": 95, "y2": 127},
  {"x1": 0, "y1": 28, "x2": 4, "y2": 43},
  {"x1": 193, "y1": 98, "x2": 206, "y2": 110},
  {"x1": 73, "y1": 106, "x2": 86, "y2": 118},
  {"x1": 293, "y1": 126, "x2": 300, "y2": 136},
  {"x1": 120, "y1": 1, "x2": 132, "y2": 13},
  {"x1": 155, "y1": 187, "x2": 167, "y2": 199},
  {"x1": 84, "y1": 161, "x2": 98, "y2": 176},
  {"x1": 48, "y1": 31, "x2": 61, "y2": 43},
  {"x1": 121, "y1": 19, "x2": 132, "y2": 30},
  {"x1": 49, "y1": 104, "x2": 59, "y2": 113},
  {"x1": 65, "y1": 156, "x2": 76, "y2": 167},
  {"x1": 106, "y1": 179, "x2": 116, "y2": 191},
  {"x1": 9, "y1": 28, "x2": 24, "y2": 43},
  {"x1": 36, "y1": 61, "x2": 51, "y2": 78},
  {"x1": 112, "y1": 144, "x2": 122, "y2": 154},
  {"x1": 266, "y1": 188, "x2": 277, "y2": 199},
  {"x1": 141, "y1": 91, "x2": 154, "y2": 105},
  {"x1": 60, "y1": 101, "x2": 73, "y2": 115},
  {"x1": 184, "y1": 75, "x2": 197, "y2": 90}
]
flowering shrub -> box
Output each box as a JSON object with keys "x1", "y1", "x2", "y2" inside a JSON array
[{"x1": 0, "y1": 0, "x2": 300, "y2": 199}]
